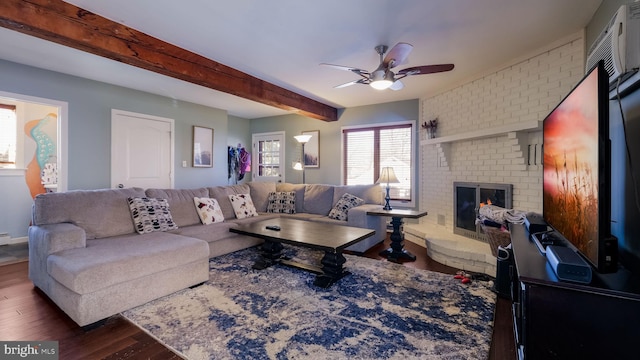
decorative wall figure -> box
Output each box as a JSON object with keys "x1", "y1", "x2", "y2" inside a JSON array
[
  {"x1": 25, "y1": 113, "x2": 57, "y2": 198},
  {"x1": 228, "y1": 144, "x2": 251, "y2": 184}
]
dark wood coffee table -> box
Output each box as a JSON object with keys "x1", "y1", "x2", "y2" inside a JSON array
[{"x1": 229, "y1": 217, "x2": 375, "y2": 288}]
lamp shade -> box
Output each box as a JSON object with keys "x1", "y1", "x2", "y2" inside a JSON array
[
  {"x1": 370, "y1": 69, "x2": 394, "y2": 90},
  {"x1": 294, "y1": 134, "x2": 312, "y2": 143},
  {"x1": 292, "y1": 161, "x2": 303, "y2": 170},
  {"x1": 376, "y1": 167, "x2": 400, "y2": 184}
]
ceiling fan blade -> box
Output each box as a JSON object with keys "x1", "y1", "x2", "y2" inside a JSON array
[
  {"x1": 334, "y1": 78, "x2": 368, "y2": 89},
  {"x1": 320, "y1": 63, "x2": 370, "y2": 76},
  {"x1": 398, "y1": 64, "x2": 455, "y2": 76},
  {"x1": 383, "y1": 42, "x2": 413, "y2": 68},
  {"x1": 389, "y1": 80, "x2": 404, "y2": 91}
]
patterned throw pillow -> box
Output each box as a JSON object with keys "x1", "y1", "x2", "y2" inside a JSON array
[
  {"x1": 127, "y1": 197, "x2": 178, "y2": 234},
  {"x1": 266, "y1": 191, "x2": 296, "y2": 214},
  {"x1": 328, "y1": 193, "x2": 365, "y2": 221},
  {"x1": 193, "y1": 197, "x2": 225, "y2": 224},
  {"x1": 228, "y1": 193, "x2": 259, "y2": 219}
]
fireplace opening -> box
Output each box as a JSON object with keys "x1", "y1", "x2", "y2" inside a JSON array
[{"x1": 453, "y1": 182, "x2": 513, "y2": 241}]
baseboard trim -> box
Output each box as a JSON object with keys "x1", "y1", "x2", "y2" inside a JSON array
[
  {"x1": 8, "y1": 236, "x2": 28, "y2": 245},
  {"x1": 0, "y1": 235, "x2": 28, "y2": 246}
]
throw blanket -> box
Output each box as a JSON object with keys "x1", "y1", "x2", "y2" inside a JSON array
[{"x1": 477, "y1": 204, "x2": 526, "y2": 225}]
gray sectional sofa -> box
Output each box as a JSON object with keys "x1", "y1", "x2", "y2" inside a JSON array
[{"x1": 28, "y1": 182, "x2": 385, "y2": 326}]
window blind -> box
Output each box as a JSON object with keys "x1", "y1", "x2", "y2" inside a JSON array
[
  {"x1": 0, "y1": 105, "x2": 17, "y2": 164},
  {"x1": 343, "y1": 123, "x2": 412, "y2": 201}
]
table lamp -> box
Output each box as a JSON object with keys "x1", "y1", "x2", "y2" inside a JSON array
[{"x1": 376, "y1": 167, "x2": 399, "y2": 210}]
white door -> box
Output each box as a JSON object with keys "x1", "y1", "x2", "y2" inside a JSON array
[
  {"x1": 252, "y1": 132, "x2": 285, "y2": 183},
  {"x1": 111, "y1": 109, "x2": 174, "y2": 189}
]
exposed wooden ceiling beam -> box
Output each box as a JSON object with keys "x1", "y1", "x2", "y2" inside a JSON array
[{"x1": 0, "y1": 0, "x2": 338, "y2": 121}]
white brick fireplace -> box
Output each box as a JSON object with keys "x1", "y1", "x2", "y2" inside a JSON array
[{"x1": 405, "y1": 32, "x2": 586, "y2": 275}]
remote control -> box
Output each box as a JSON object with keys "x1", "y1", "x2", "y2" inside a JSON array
[{"x1": 265, "y1": 225, "x2": 281, "y2": 231}]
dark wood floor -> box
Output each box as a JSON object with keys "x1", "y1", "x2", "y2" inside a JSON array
[{"x1": 0, "y1": 237, "x2": 515, "y2": 359}]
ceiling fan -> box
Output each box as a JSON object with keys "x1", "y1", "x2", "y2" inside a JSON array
[{"x1": 321, "y1": 42, "x2": 454, "y2": 91}]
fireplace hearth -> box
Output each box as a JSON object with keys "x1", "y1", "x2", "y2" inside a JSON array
[{"x1": 453, "y1": 182, "x2": 513, "y2": 242}]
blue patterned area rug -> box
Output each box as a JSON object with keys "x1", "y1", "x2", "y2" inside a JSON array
[{"x1": 122, "y1": 247, "x2": 496, "y2": 359}]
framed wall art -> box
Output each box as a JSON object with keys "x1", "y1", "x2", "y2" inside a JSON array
[
  {"x1": 302, "y1": 130, "x2": 319, "y2": 168},
  {"x1": 193, "y1": 126, "x2": 213, "y2": 167}
]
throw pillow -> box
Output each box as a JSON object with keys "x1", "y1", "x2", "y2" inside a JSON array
[
  {"x1": 127, "y1": 197, "x2": 178, "y2": 234},
  {"x1": 228, "y1": 193, "x2": 259, "y2": 219},
  {"x1": 193, "y1": 197, "x2": 225, "y2": 224},
  {"x1": 328, "y1": 193, "x2": 365, "y2": 221},
  {"x1": 266, "y1": 191, "x2": 296, "y2": 214}
]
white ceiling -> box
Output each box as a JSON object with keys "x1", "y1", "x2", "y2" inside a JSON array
[{"x1": 0, "y1": 0, "x2": 602, "y2": 119}]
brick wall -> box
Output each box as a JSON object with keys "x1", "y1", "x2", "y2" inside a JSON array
[{"x1": 420, "y1": 33, "x2": 585, "y2": 231}]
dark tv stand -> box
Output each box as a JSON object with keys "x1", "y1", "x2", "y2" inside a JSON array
[{"x1": 509, "y1": 224, "x2": 640, "y2": 359}]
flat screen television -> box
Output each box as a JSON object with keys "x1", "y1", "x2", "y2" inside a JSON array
[{"x1": 542, "y1": 59, "x2": 615, "y2": 273}]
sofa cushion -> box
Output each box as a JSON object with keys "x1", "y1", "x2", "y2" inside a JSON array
[
  {"x1": 303, "y1": 184, "x2": 335, "y2": 215},
  {"x1": 145, "y1": 188, "x2": 209, "y2": 227},
  {"x1": 229, "y1": 193, "x2": 259, "y2": 219},
  {"x1": 328, "y1": 193, "x2": 365, "y2": 221},
  {"x1": 208, "y1": 184, "x2": 251, "y2": 219},
  {"x1": 276, "y1": 183, "x2": 306, "y2": 213},
  {"x1": 29, "y1": 223, "x2": 86, "y2": 255},
  {"x1": 247, "y1": 182, "x2": 277, "y2": 212},
  {"x1": 127, "y1": 197, "x2": 178, "y2": 234},
  {"x1": 193, "y1": 197, "x2": 224, "y2": 224},
  {"x1": 266, "y1": 191, "x2": 296, "y2": 214},
  {"x1": 47, "y1": 232, "x2": 208, "y2": 294},
  {"x1": 32, "y1": 187, "x2": 147, "y2": 239},
  {"x1": 332, "y1": 184, "x2": 383, "y2": 205},
  {"x1": 170, "y1": 222, "x2": 240, "y2": 243}
]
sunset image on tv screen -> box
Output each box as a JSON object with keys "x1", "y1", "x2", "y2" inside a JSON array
[{"x1": 543, "y1": 69, "x2": 599, "y2": 263}]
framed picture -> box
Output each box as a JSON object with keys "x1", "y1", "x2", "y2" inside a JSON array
[
  {"x1": 302, "y1": 130, "x2": 319, "y2": 168},
  {"x1": 193, "y1": 126, "x2": 213, "y2": 167}
]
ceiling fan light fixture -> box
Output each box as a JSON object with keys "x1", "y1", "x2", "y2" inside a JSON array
[
  {"x1": 323, "y1": 42, "x2": 454, "y2": 91},
  {"x1": 370, "y1": 69, "x2": 394, "y2": 90}
]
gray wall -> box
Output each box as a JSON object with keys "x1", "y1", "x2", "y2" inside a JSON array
[
  {"x1": 250, "y1": 99, "x2": 420, "y2": 199},
  {"x1": 0, "y1": 59, "x2": 249, "y2": 239}
]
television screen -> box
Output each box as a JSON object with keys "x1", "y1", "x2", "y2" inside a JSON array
[{"x1": 543, "y1": 61, "x2": 609, "y2": 269}]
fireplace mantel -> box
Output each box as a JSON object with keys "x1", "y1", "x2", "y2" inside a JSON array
[
  {"x1": 420, "y1": 120, "x2": 542, "y2": 170},
  {"x1": 420, "y1": 120, "x2": 541, "y2": 145}
]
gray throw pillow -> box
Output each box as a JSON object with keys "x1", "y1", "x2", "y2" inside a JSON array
[{"x1": 303, "y1": 184, "x2": 334, "y2": 215}]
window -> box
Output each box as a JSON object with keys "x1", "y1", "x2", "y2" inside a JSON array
[
  {"x1": 258, "y1": 139, "x2": 280, "y2": 175},
  {"x1": 0, "y1": 104, "x2": 17, "y2": 166},
  {"x1": 252, "y1": 132, "x2": 285, "y2": 183},
  {"x1": 342, "y1": 121, "x2": 414, "y2": 203}
]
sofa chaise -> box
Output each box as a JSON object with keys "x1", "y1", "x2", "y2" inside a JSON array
[{"x1": 28, "y1": 182, "x2": 386, "y2": 326}]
